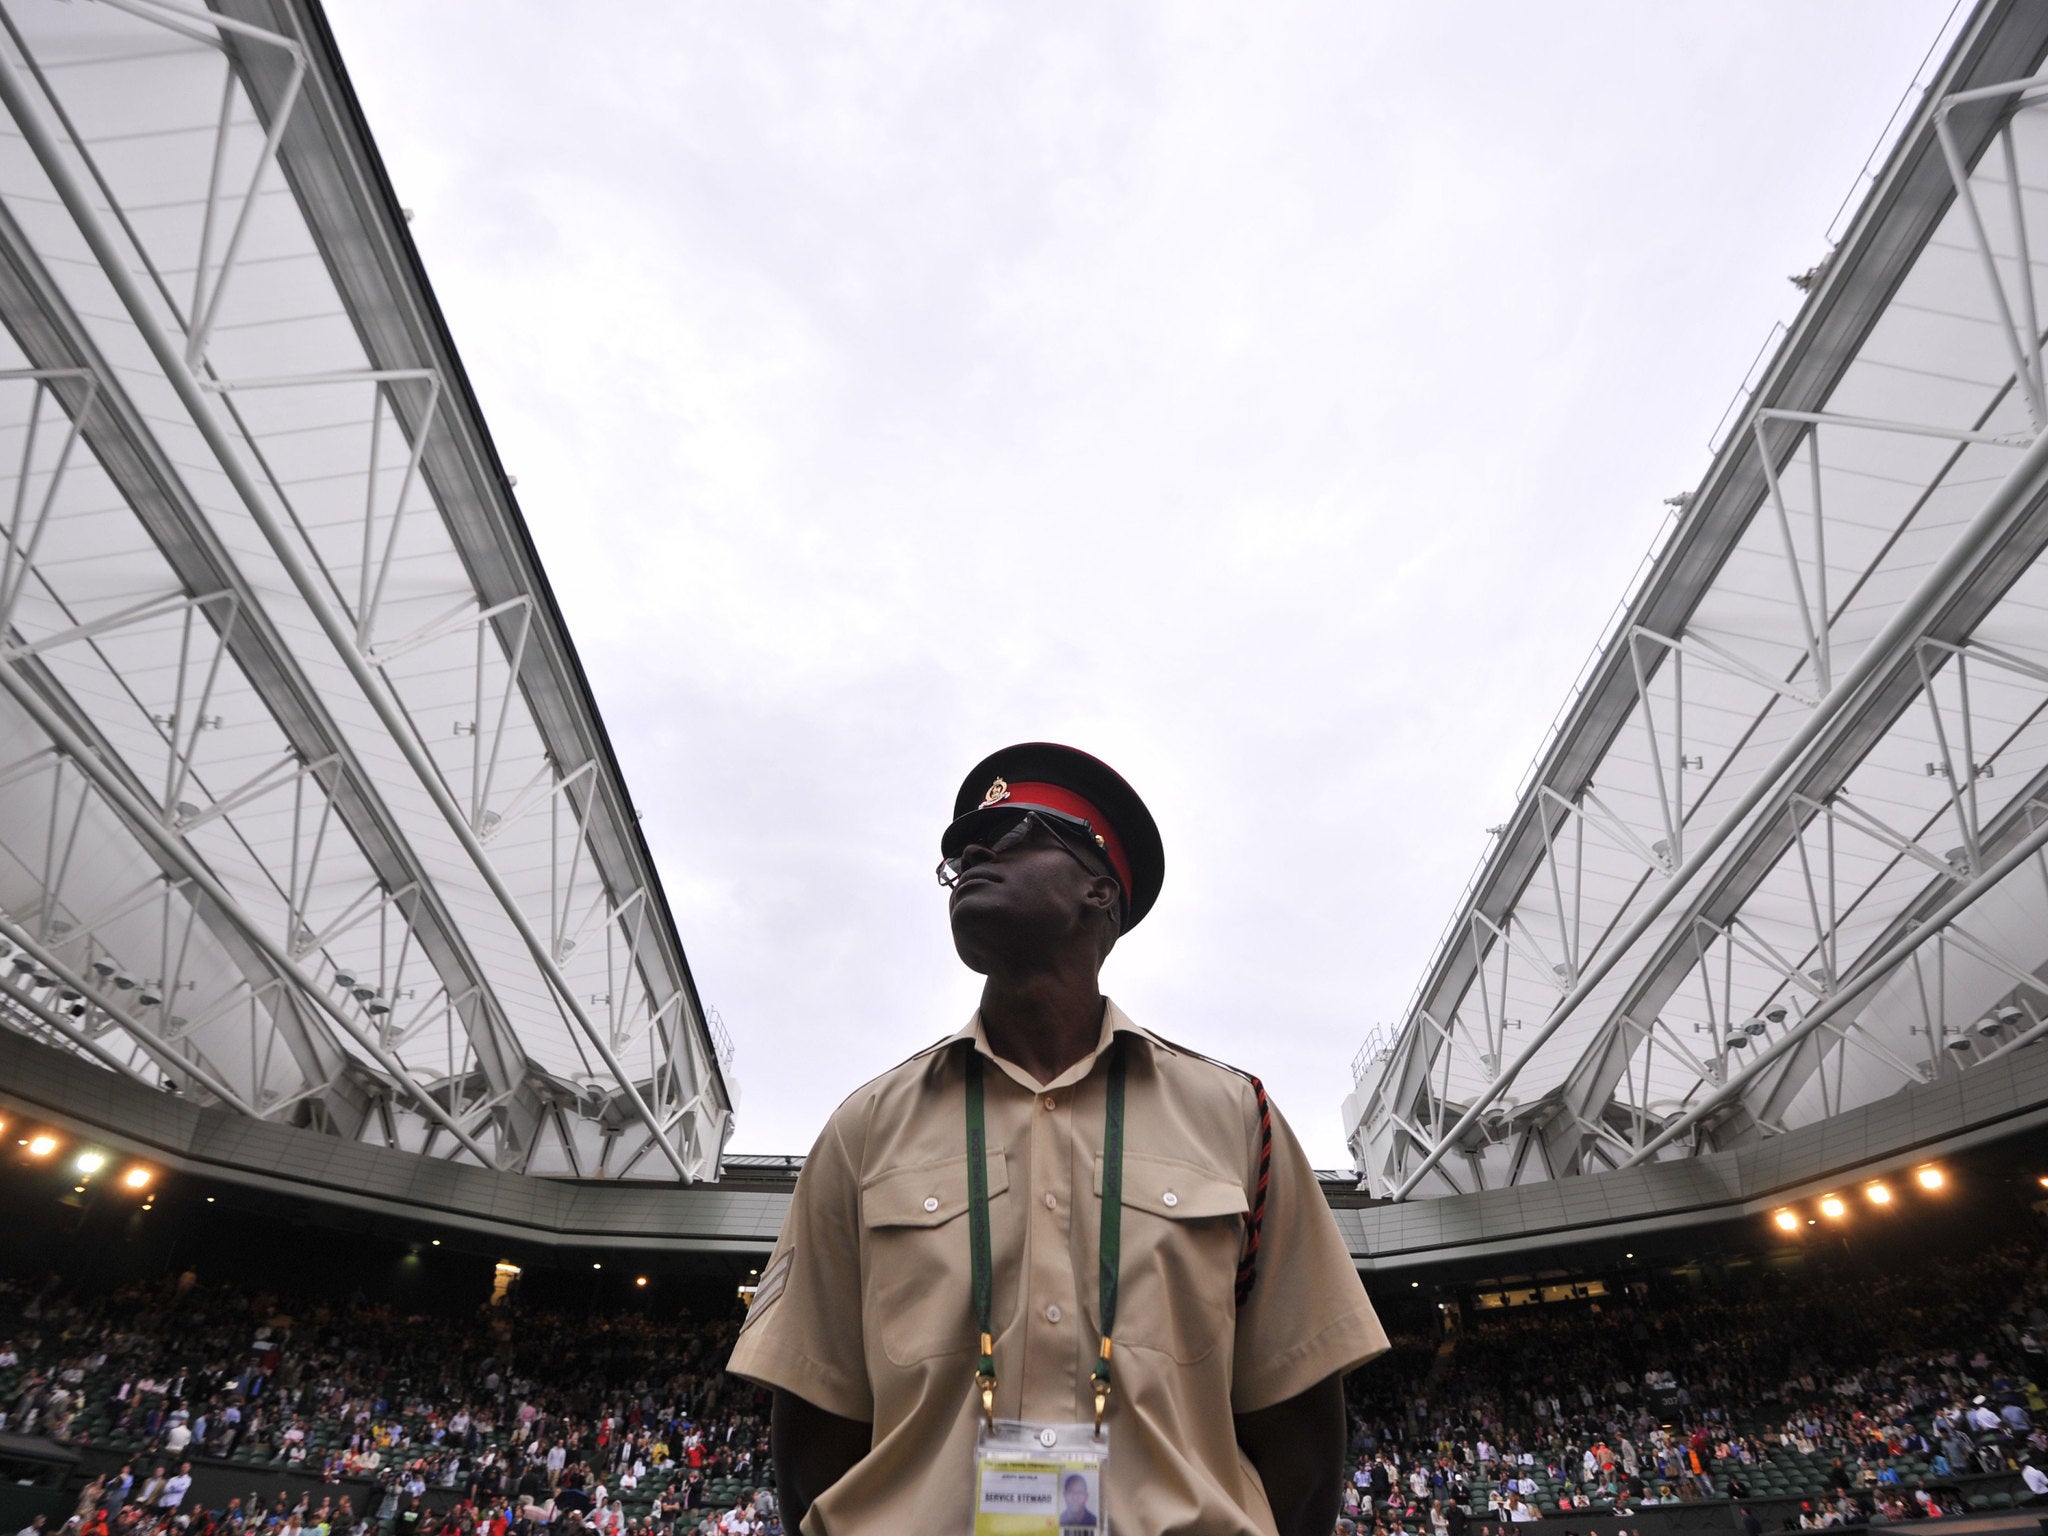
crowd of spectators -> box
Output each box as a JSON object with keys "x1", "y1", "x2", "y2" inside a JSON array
[
  {"x1": 0, "y1": 1274, "x2": 776, "y2": 1536},
  {"x1": 7, "y1": 1218, "x2": 2048, "y2": 1536},
  {"x1": 1336, "y1": 1227, "x2": 2048, "y2": 1533}
]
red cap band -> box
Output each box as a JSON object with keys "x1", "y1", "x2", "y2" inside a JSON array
[{"x1": 991, "y1": 781, "x2": 1133, "y2": 895}]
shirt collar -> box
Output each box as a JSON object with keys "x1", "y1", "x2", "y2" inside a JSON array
[{"x1": 947, "y1": 997, "x2": 1153, "y2": 1092}]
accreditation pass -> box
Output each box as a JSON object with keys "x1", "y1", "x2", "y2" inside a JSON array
[{"x1": 974, "y1": 1420, "x2": 1108, "y2": 1535}]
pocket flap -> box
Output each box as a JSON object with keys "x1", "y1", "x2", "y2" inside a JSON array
[
  {"x1": 1094, "y1": 1151, "x2": 1247, "y2": 1221},
  {"x1": 862, "y1": 1148, "x2": 1009, "y2": 1228}
]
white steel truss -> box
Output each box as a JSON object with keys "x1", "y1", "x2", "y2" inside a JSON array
[
  {"x1": 1349, "y1": 4, "x2": 2048, "y2": 1200},
  {"x1": 0, "y1": 0, "x2": 732, "y2": 1179}
]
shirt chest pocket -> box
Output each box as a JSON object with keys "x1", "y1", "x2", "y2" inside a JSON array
[
  {"x1": 1089, "y1": 1151, "x2": 1247, "y2": 1364},
  {"x1": 861, "y1": 1148, "x2": 1009, "y2": 1367}
]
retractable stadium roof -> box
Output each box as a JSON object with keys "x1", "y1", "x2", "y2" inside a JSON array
[
  {"x1": 0, "y1": 0, "x2": 735, "y2": 1180},
  {"x1": 1347, "y1": 0, "x2": 2048, "y2": 1200}
]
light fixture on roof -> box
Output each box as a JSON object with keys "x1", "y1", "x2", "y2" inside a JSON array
[
  {"x1": 1765, "y1": 1006, "x2": 1788, "y2": 1025},
  {"x1": 123, "y1": 1166, "x2": 151, "y2": 1190},
  {"x1": 1943, "y1": 1029, "x2": 1973, "y2": 1052},
  {"x1": 75, "y1": 1151, "x2": 105, "y2": 1175},
  {"x1": 332, "y1": 972, "x2": 356, "y2": 989},
  {"x1": 1865, "y1": 1182, "x2": 1891, "y2": 1204},
  {"x1": 1772, "y1": 1210, "x2": 1799, "y2": 1232},
  {"x1": 1976, "y1": 1015, "x2": 2005, "y2": 1037},
  {"x1": 27, "y1": 1134, "x2": 57, "y2": 1156},
  {"x1": 89, "y1": 959, "x2": 116, "y2": 979},
  {"x1": 1740, "y1": 1018, "x2": 1769, "y2": 1037},
  {"x1": 1996, "y1": 1006, "x2": 2025, "y2": 1028},
  {"x1": 1916, "y1": 1165, "x2": 1945, "y2": 1190},
  {"x1": 1819, "y1": 1194, "x2": 1847, "y2": 1220}
]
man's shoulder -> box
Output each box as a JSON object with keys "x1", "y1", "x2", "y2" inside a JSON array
[
  {"x1": 812, "y1": 1034, "x2": 962, "y2": 1142},
  {"x1": 1130, "y1": 1023, "x2": 1257, "y2": 1089}
]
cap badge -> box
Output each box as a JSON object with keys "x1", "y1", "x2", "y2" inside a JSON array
[{"x1": 979, "y1": 777, "x2": 1011, "y2": 809}]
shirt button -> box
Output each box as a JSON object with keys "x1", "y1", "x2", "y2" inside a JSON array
[
  {"x1": 1043, "y1": 1096, "x2": 1057, "y2": 1111},
  {"x1": 923, "y1": 1196, "x2": 939, "y2": 1212},
  {"x1": 1043, "y1": 1192, "x2": 1057, "y2": 1210},
  {"x1": 1045, "y1": 1304, "x2": 1062, "y2": 1324},
  {"x1": 1162, "y1": 1191, "x2": 1179, "y2": 1208}
]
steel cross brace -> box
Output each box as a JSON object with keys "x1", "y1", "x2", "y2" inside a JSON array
[
  {"x1": 1624, "y1": 802, "x2": 2048, "y2": 1165},
  {"x1": 0, "y1": 39, "x2": 697, "y2": 1178},
  {"x1": 1390, "y1": 398, "x2": 2048, "y2": 1197}
]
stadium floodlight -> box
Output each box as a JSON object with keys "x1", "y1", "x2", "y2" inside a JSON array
[
  {"x1": 1996, "y1": 1006, "x2": 2025, "y2": 1027},
  {"x1": 1916, "y1": 1166, "x2": 1945, "y2": 1190},
  {"x1": 1865, "y1": 1182, "x2": 1891, "y2": 1205},
  {"x1": 1772, "y1": 1210, "x2": 1799, "y2": 1232},
  {"x1": 122, "y1": 1167, "x2": 151, "y2": 1190},
  {"x1": 75, "y1": 1151, "x2": 105, "y2": 1175},
  {"x1": 1741, "y1": 1018, "x2": 1769, "y2": 1037},
  {"x1": 636, "y1": 1277, "x2": 649, "y2": 1288},
  {"x1": 26, "y1": 1134, "x2": 56, "y2": 1157},
  {"x1": 1819, "y1": 1195, "x2": 1847, "y2": 1220}
]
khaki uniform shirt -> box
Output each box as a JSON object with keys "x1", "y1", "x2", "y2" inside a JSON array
[{"x1": 726, "y1": 1000, "x2": 1388, "y2": 1535}]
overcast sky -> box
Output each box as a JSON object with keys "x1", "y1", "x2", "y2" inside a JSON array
[{"x1": 329, "y1": 2, "x2": 1958, "y2": 1168}]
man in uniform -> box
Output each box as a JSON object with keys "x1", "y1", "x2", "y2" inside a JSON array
[{"x1": 728, "y1": 743, "x2": 1386, "y2": 1533}]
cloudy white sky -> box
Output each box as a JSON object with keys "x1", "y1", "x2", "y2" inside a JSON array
[{"x1": 329, "y1": 2, "x2": 1959, "y2": 1168}]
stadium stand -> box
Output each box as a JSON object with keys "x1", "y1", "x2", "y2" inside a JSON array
[
  {"x1": 1345, "y1": 1226, "x2": 2048, "y2": 1531},
  {"x1": 7, "y1": 1165, "x2": 2048, "y2": 1536},
  {"x1": 0, "y1": 1276, "x2": 774, "y2": 1536}
]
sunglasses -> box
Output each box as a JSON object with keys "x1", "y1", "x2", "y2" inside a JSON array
[{"x1": 936, "y1": 809, "x2": 1120, "y2": 903}]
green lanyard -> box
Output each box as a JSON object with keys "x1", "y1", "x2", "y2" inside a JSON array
[{"x1": 966, "y1": 1037, "x2": 1126, "y2": 1433}]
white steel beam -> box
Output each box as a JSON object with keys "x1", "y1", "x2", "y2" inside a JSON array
[
  {"x1": 1624, "y1": 804, "x2": 2048, "y2": 1163},
  {"x1": 1391, "y1": 406, "x2": 2048, "y2": 1197},
  {"x1": 0, "y1": 48, "x2": 695, "y2": 1180}
]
